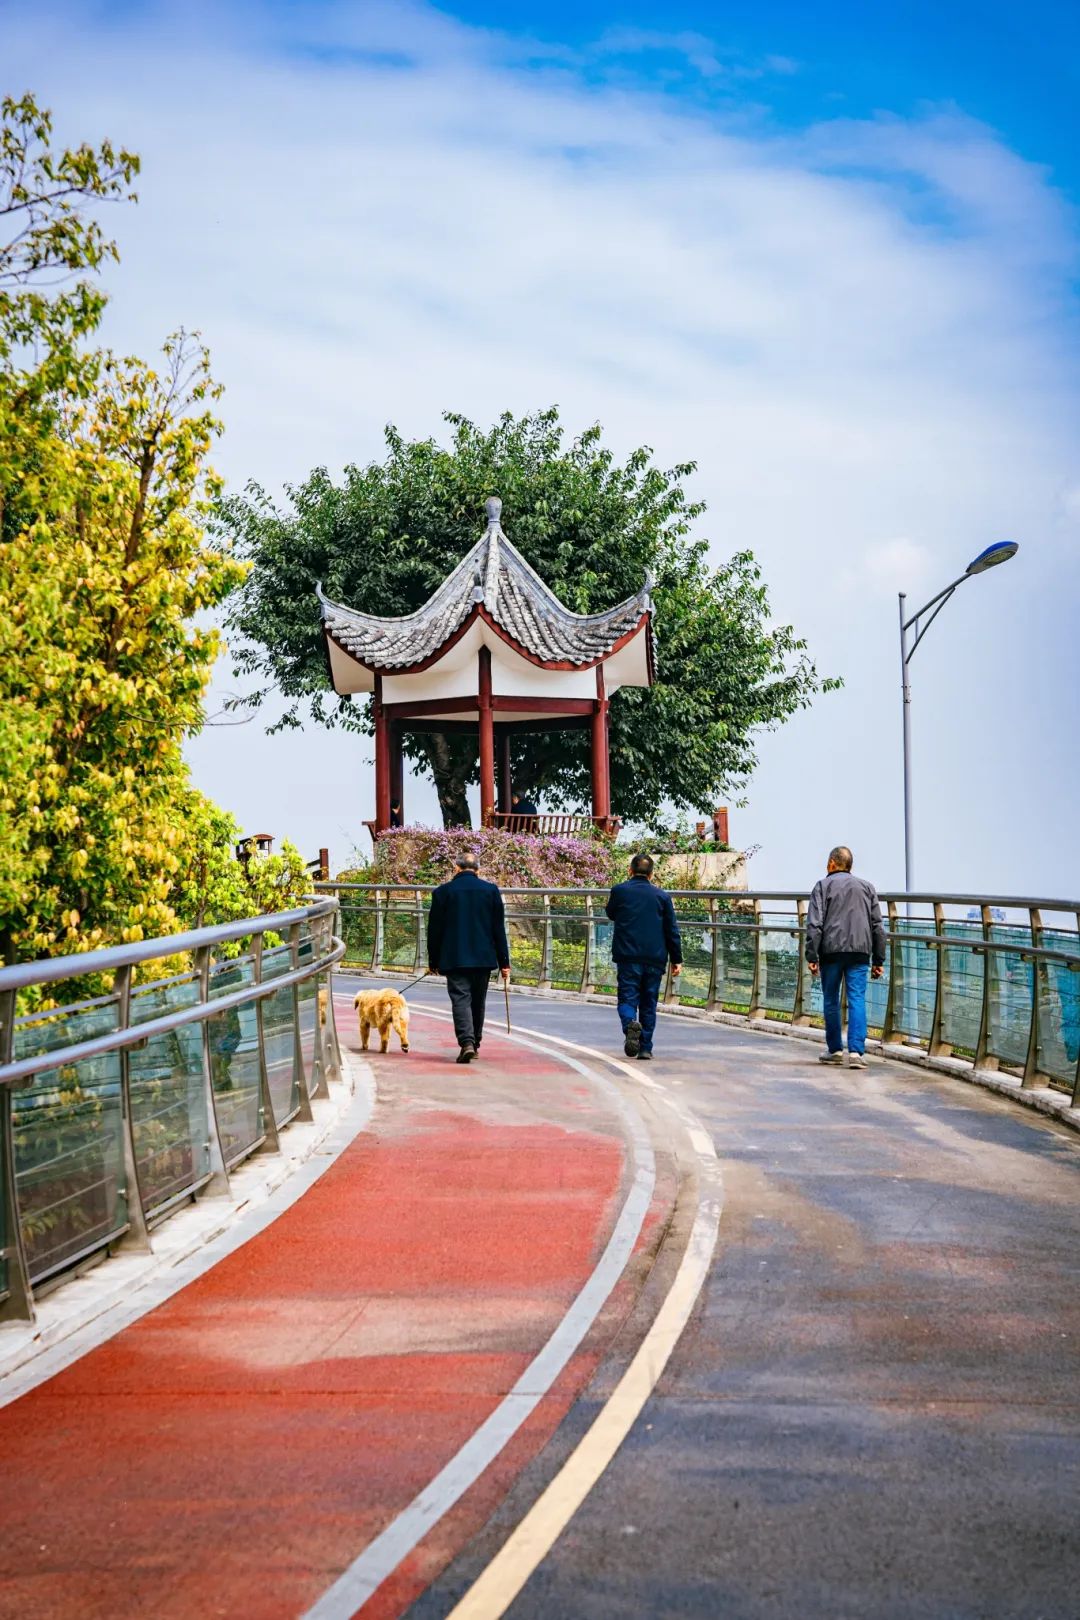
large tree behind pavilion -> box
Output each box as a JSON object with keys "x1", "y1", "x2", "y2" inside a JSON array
[{"x1": 220, "y1": 410, "x2": 838, "y2": 827}]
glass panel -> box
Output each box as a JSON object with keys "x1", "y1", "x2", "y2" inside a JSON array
[
  {"x1": 261, "y1": 944, "x2": 300, "y2": 1125},
  {"x1": 340, "y1": 892, "x2": 377, "y2": 969},
  {"x1": 890, "y1": 918, "x2": 935, "y2": 1044},
  {"x1": 129, "y1": 974, "x2": 211, "y2": 1212},
  {"x1": 865, "y1": 943, "x2": 889, "y2": 1033},
  {"x1": 1036, "y1": 959, "x2": 1080, "y2": 1090},
  {"x1": 207, "y1": 956, "x2": 263, "y2": 1164},
  {"x1": 672, "y1": 899, "x2": 712, "y2": 1006},
  {"x1": 938, "y1": 922, "x2": 984, "y2": 1053},
  {"x1": 382, "y1": 895, "x2": 420, "y2": 970},
  {"x1": 297, "y1": 939, "x2": 319, "y2": 1096},
  {"x1": 590, "y1": 916, "x2": 618, "y2": 995},
  {"x1": 986, "y1": 928, "x2": 1034, "y2": 1069},
  {"x1": 716, "y1": 917, "x2": 755, "y2": 1011},
  {"x1": 759, "y1": 912, "x2": 801, "y2": 1016},
  {"x1": 505, "y1": 893, "x2": 547, "y2": 988},
  {"x1": 12, "y1": 1001, "x2": 128, "y2": 1283},
  {"x1": 550, "y1": 896, "x2": 588, "y2": 990}
]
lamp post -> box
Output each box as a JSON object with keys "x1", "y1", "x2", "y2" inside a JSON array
[{"x1": 899, "y1": 540, "x2": 1018, "y2": 894}]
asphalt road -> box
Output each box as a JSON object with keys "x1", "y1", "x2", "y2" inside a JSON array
[{"x1": 408, "y1": 985, "x2": 1080, "y2": 1620}]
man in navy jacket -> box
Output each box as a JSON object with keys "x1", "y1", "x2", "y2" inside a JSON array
[
  {"x1": 427, "y1": 854, "x2": 511, "y2": 1063},
  {"x1": 605, "y1": 853, "x2": 682, "y2": 1060}
]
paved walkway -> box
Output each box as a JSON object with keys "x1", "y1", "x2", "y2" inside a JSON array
[{"x1": 2, "y1": 981, "x2": 1079, "y2": 1619}]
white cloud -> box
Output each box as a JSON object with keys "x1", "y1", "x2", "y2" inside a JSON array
[{"x1": 6, "y1": 0, "x2": 1080, "y2": 895}]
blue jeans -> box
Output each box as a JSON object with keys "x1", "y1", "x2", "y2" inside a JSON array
[
  {"x1": 616, "y1": 961, "x2": 665, "y2": 1052},
  {"x1": 820, "y1": 959, "x2": 869, "y2": 1054}
]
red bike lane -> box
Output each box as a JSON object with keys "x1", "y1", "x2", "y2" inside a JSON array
[{"x1": 0, "y1": 990, "x2": 671, "y2": 1620}]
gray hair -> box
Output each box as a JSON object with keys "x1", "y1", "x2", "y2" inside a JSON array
[{"x1": 828, "y1": 846, "x2": 853, "y2": 871}]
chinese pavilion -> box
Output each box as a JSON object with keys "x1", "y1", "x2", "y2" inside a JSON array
[{"x1": 318, "y1": 497, "x2": 654, "y2": 833}]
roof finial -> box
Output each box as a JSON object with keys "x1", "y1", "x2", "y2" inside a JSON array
[{"x1": 485, "y1": 494, "x2": 502, "y2": 527}]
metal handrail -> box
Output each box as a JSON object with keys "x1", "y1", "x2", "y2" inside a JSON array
[
  {"x1": 0, "y1": 898, "x2": 346, "y2": 1324},
  {"x1": 324, "y1": 881, "x2": 1080, "y2": 1114}
]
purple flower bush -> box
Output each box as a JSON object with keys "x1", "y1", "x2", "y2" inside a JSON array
[{"x1": 369, "y1": 825, "x2": 622, "y2": 889}]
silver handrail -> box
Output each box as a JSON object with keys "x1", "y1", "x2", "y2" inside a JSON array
[{"x1": 0, "y1": 898, "x2": 345, "y2": 1325}]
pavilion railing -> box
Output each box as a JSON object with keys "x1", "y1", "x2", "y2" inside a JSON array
[
  {"x1": 318, "y1": 883, "x2": 1080, "y2": 1109},
  {"x1": 0, "y1": 898, "x2": 345, "y2": 1325}
]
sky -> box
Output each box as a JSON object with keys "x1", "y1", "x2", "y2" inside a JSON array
[{"x1": 5, "y1": 0, "x2": 1080, "y2": 897}]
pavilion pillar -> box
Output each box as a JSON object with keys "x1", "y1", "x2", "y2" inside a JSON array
[
  {"x1": 478, "y1": 646, "x2": 496, "y2": 827},
  {"x1": 591, "y1": 664, "x2": 611, "y2": 828},
  {"x1": 389, "y1": 721, "x2": 404, "y2": 823},
  {"x1": 374, "y1": 675, "x2": 391, "y2": 833},
  {"x1": 496, "y1": 728, "x2": 512, "y2": 814}
]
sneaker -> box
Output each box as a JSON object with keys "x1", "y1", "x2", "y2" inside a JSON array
[
  {"x1": 637, "y1": 1050, "x2": 653, "y2": 1061},
  {"x1": 848, "y1": 1052, "x2": 868, "y2": 1068},
  {"x1": 818, "y1": 1050, "x2": 844, "y2": 1065},
  {"x1": 456, "y1": 1043, "x2": 476, "y2": 1065},
  {"x1": 624, "y1": 1020, "x2": 642, "y2": 1058}
]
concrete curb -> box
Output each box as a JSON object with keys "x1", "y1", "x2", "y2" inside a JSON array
[{"x1": 0, "y1": 1049, "x2": 373, "y2": 1387}]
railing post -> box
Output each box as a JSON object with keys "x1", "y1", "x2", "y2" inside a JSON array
[
  {"x1": 252, "y1": 932, "x2": 282, "y2": 1155},
  {"x1": 882, "y1": 899, "x2": 900, "y2": 1044},
  {"x1": 196, "y1": 945, "x2": 233, "y2": 1195},
  {"x1": 974, "y1": 902, "x2": 995, "y2": 1070},
  {"x1": 413, "y1": 888, "x2": 425, "y2": 972},
  {"x1": 539, "y1": 895, "x2": 553, "y2": 989},
  {"x1": 372, "y1": 887, "x2": 386, "y2": 973},
  {"x1": 111, "y1": 964, "x2": 152, "y2": 1251},
  {"x1": 706, "y1": 897, "x2": 720, "y2": 1013},
  {"x1": 928, "y1": 902, "x2": 949, "y2": 1058},
  {"x1": 322, "y1": 906, "x2": 344, "y2": 1086},
  {"x1": 1022, "y1": 906, "x2": 1043, "y2": 1088},
  {"x1": 581, "y1": 894, "x2": 595, "y2": 994},
  {"x1": 747, "y1": 898, "x2": 764, "y2": 1020},
  {"x1": 0, "y1": 986, "x2": 35, "y2": 1325},
  {"x1": 791, "y1": 898, "x2": 810, "y2": 1025},
  {"x1": 290, "y1": 923, "x2": 314, "y2": 1123}
]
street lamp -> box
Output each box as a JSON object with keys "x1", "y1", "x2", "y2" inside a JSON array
[{"x1": 899, "y1": 540, "x2": 1018, "y2": 893}]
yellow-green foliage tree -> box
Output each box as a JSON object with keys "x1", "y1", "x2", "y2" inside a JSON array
[{"x1": 0, "y1": 93, "x2": 272, "y2": 966}]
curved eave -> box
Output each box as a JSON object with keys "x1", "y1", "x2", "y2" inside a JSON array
[{"x1": 322, "y1": 605, "x2": 653, "y2": 694}]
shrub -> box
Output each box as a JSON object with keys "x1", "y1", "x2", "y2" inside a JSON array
[{"x1": 367, "y1": 825, "x2": 624, "y2": 890}]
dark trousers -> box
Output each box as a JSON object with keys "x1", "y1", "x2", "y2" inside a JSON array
[
  {"x1": 616, "y1": 961, "x2": 665, "y2": 1053},
  {"x1": 446, "y1": 969, "x2": 491, "y2": 1049}
]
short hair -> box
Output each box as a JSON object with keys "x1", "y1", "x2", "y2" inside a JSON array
[
  {"x1": 630, "y1": 852, "x2": 654, "y2": 877},
  {"x1": 456, "y1": 852, "x2": 479, "y2": 871},
  {"x1": 829, "y1": 845, "x2": 853, "y2": 871}
]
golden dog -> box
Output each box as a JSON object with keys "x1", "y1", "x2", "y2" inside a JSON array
[{"x1": 354, "y1": 987, "x2": 410, "y2": 1054}]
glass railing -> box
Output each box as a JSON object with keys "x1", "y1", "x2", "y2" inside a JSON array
[
  {"x1": 320, "y1": 883, "x2": 1080, "y2": 1106},
  {"x1": 0, "y1": 900, "x2": 344, "y2": 1323}
]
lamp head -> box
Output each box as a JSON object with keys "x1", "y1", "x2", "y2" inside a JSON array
[{"x1": 966, "y1": 540, "x2": 1018, "y2": 575}]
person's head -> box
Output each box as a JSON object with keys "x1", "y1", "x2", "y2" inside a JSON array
[
  {"x1": 629, "y1": 852, "x2": 654, "y2": 879},
  {"x1": 455, "y1": 852, "x2": 479, "y2": 874},
  {"x1": 827, "y1": 845, "x2": 853, "y2": 874},
  {"x1": 512, "y1": 789, "x2": 524, "y2": 804}
]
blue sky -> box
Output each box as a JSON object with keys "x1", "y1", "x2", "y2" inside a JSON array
[{"x1": 7, "y1": 0, "x2": 1080, "y2": 895}]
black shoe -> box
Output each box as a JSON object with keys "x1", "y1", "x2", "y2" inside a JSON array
[
  {"x1": 624, "y1": 1020, "x2": 642, "y2": 1058},
  {"x1": 637, "y1": 1050, "x2": 653, "y2": 1061},
  {"x1": 457, "y1": 1043, "x2": 476, "y2": 1064}
]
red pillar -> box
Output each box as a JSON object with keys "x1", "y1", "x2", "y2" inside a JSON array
[
  {"x1": 389, "y1": 722, "x2": 404, "y2": 822},
  {"x1": 373, "y1": 675, "x2": 391, "y2": 832},
  {"x1": 591, "y1": 663, "x2": 611, "y2": 828},
  {"x1": 496, "y1": 728, "x2": 512, "y2": 814},
  {"x1": 478, "y1": 646, "x2": 496, "y2": 827}
]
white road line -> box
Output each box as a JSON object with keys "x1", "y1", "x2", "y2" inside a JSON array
[
  {"x1": 442, "y1": 1017, "x2": 722, "y2": 1620},
  {"x1": 303, "y1": 1015, "x2": 656, "y2": 1620}
]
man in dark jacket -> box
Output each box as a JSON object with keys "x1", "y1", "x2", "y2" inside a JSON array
[
  {"x1": 511, "y1": 789, "x2": 538, "y2": 819},
  {"x1": 427, "y1": 853, "x2": 511, "y2": 1063},
  {"x1": 605, "y1": 853, "x2": 682, "y2": 1060},
  {"x1": 805, "y1": 845, "x2": 886, "y2": 1068}
]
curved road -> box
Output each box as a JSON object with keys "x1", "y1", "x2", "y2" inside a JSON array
[{"x1": 408, "y1": 985, "x2": 1080, "y2": 1620}]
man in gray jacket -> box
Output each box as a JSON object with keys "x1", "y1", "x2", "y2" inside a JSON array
[{"x1": 805, "y1": 846, "x2": 886, "y2": 1068}]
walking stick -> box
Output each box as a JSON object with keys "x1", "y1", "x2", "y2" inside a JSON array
[{"x1": 503, "y1": 973, "x2": 512, "y2": 1033}]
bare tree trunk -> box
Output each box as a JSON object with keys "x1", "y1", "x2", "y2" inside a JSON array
[{"x1": 421, "y1": 732, "x2": 473, "y2": 828}]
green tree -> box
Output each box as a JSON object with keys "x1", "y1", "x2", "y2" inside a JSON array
[
  {"x1": 221, "y1": 410, "x2": 838, "y2": 826},
  {"x1": 0, "y1": 94, "x2": 247, "y2": 965}
]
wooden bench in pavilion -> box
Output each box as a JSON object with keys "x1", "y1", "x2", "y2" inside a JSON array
[{"x1": 319, "y1": 495, "x2": 654, "y2": 837}]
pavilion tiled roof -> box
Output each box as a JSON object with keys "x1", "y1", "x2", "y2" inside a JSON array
[{"x1": 318, "y1": 497, "x2": 653, "y2": 672}]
